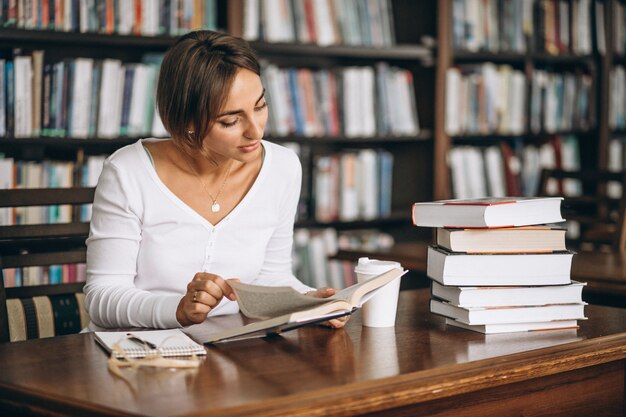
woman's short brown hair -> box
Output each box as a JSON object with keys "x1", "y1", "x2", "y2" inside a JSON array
[{"x1": 156, "y1": 30, "x2": 260, "y2": 151}]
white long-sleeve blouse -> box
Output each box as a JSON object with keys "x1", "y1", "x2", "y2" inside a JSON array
[{"x1": 84, "y1": 138, "x2": 312, "y2": 329}]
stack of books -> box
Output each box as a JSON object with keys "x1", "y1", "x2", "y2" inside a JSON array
[{"x1": 412, "y1": 197, "x2": 586, "y2": 334}]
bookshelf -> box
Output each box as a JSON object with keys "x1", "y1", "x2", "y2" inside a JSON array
[
  {"x1": 434, "y1": 0, "x2": 608, "y2": 201},
  {"x1": 0, "y1": 0, "x2": 436, "y2": 292}
]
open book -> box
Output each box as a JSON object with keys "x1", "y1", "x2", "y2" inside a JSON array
[{"x1": 200, "y1": 267, "x2": 407, "y2": 343}]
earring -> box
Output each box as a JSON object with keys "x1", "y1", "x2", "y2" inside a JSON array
[{"x1": 187, "y1": 130, "x2": 194, "y2": 134}]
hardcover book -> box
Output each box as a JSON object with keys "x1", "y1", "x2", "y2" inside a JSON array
[
  {"x1": 412, "y1": 197, "x2": 565, "y2": 228},
  {"x1": 427, "y1": 245, "x2": 574, "y2": 286},
  {"x1": 436, "y1": 226, "x2": 567, "y2": 253},
  {"x1": 430, "y1": 299, "x2": 587, "y2": 325},
  {"x1": 444, "y1": 318, "x2": 580, "y2": 334},
  {"x1": 431, "y1": 280, "x2": 585, "y2": 308}
]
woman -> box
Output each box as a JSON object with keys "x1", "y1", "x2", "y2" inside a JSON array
[{"x1": 84, "y1": 30, "x2": 346, "y2": 329}]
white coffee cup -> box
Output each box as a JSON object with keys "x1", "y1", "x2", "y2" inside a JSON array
[{"x1": 354, "y1": 257, "x2": 402, "y2": 327}]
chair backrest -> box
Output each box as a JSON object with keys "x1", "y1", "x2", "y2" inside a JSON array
[
  {"x1": 538, "y1": 169, "x2": 626, "y2": 251},
  {"x1": 0, "y1": 187, "x2": 94, "y2": 343}
]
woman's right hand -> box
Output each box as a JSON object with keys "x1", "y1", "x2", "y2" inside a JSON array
[{"x1": 176, "y1": 273, "x2": 238, "y2": 327}]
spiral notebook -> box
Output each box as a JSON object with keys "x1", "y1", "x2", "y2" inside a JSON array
[{"x1": 94, "y1": 329, "x2": 206, "y2": 358}]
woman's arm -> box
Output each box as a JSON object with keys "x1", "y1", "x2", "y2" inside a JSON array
[{"x1": 84, "y1": 160, "x2": 181, "y2": 329}]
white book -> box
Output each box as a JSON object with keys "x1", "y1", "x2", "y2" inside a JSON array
[
  {"x1": 483, "y1": 146, "x2": 506, "y2": 197},
  {"x1": 391, "y1": 68, "x2": 419, "y2": 135},
  {"x1": 431, "y1": 299, "x2": 586, "y2": 325},
  {"x1": 0, "y1": 158, "x2": 14, "y2": 225},
  {"x1": 339, "y1": 153, "x2": 359, "y2": 221},
  {"x1": 79, "y1": 0, "x2": 90, "y2": 33},
  {"x1": 309, "y1": 233, "x2": 330, "y2": 288},
  {"x1": 360, "y1": 67, "x2": 376, "y2": 136},
  {"x1": 313, "y1": 0, "x2": 337, "y2": 46},
  {"x1": 117, "y1": 0, "x2": 135, "y2": 34},
  {"x1": 31, "y1": 50, "x2": 44, "y2": 137},
  {"x1": 141, "y1": 0, "x2": 160, "y2": 36},
  {"x1": 509, "y1": 71, "x2": 526, "y2": 135},
  {"x1": 358, "y1": 149, "x2": 378, "y2": 220},
  {"x1": 445, "y1": 68, "x2": 461, "y2": 135},
  {"x1": 432, "y1": 280, "x2": 585, "y2": 308},
  {"x1": 97, "y1": 59, "x2": 123, "y2": 138},
  {"x1": 427, "y1": 246, "x2": 574, "y2": 287},
  {"x1": 343, "y1": 68, "x2": 360, "y2": 137},
  {"x1": 444, "y1": 318, "x2": 580, "y2": 334},
  {"x1": 14, "y1": 55, "x2": 33, "y2": 138},
  {"x1": 263, "y1": 0, "x2": 295, "y2": 42},
  {"x1": 0, "y1": 59, "x2": 5, "y2": 137},
  {"x1": 128, "y1": 64, "x2": 150, "y2": 136},
  {"x1": 463, "y1": 147, "x2": 487, "y2": 198},
  {"x1": 63, "y1": 0, "x2": 73, "y2": 31},
  {"x1": 70, "y1": 58, "x2": 94, "y2": 138},
  {"x1": 243, "y1": 0, "x2": 260, "y2": 40},
  {"x1": 448, "y1": 147, "x2": 470, "y2": 199},
  {"x1": 413, "y1": 197, "x2": 565, "y2": 228}
]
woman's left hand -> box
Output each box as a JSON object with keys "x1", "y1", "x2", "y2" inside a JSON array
[{"x1": 306, "y1": 287, "x2": 350, "y2": 329}]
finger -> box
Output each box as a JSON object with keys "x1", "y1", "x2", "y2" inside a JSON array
[
  {"x1": 310, "y1": 287, "x2": 336, "y2": 298},
  {"x1": 225, "y1": 278, "x2": 240, "y2": 301},
  {"x1": 330, "y1": 315, "x2": 349, "y2": 328},
  {"x1": 191, "y1": 289, "x2": 218, "y2": 308},
  {"x1": 191, "y1": 272, "x2": 216, "y2": 282},
  {"x1": 212, "y1": 277, "x2": 237, "y2": 301}
]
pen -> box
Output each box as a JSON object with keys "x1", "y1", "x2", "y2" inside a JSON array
[{"x1": 126, "y1": 333, "x2": 157, "y2": 349}]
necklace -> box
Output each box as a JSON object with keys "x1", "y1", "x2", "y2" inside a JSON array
[{"x1": 183, "y1": 155, "x2": 233, "y2": 213}]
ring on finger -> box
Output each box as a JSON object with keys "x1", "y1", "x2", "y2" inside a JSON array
[{"x1": 193, "y1": 290, "x2": 198, "y2": 303}]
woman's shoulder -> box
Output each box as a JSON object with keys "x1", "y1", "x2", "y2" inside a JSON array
[
  {"x1": 263, "y1": 141, "x2": 301, "y2": 170},
  {"x1": 106, "y1": 138, "x2": 167, "y2": 168}
]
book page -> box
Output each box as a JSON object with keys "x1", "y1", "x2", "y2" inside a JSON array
[
  {"x1": 230, "y1": 269, "x2": 406, "y2": 320},
  {"x1": 230, "y1": 282, "x2": 329, "y2": 320}
]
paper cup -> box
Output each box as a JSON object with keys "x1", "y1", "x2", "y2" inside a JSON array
[{"x1": 355, "y1": 257, "x2": 402, "y2": 327}]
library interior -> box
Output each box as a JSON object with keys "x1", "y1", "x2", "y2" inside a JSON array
[{"x1": 1, "y1": 1, "x2": 626, "y2": 416}]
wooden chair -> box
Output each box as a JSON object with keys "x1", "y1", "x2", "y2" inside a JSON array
[
  {"x1": 538, "y1": 169, "x2": 626, "y2": 252},
  {"x1": 0, "y1": 188, "x2": 94, "y2": 343}
]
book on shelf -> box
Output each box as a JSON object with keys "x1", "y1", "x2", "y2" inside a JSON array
[
  {"x1": 199, "y1": 267, "x2": 407, "y2": 343},
  {"x1": 431, "y1": 280, "x2": 585, "y2": 308},
  {"x1": 427, "y1": 246, "x2": 574, "y2": 286},
  {"x1": 412, "y1": 197, "x2": 565, "y2": 228},
  {"x1": 430, "y1": 299, "x2": 587, "y2": 325},
  {"x1": 94, "y1": 329, "x2": 206, "y2": 359},
  {"x1": 436, "y1": 226, "x2": 567, "y2": 253},
  {"x1": 444, "y1": 318, "x2": 580, "y2": 334}
]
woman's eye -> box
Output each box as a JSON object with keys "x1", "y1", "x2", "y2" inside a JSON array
[
  {"x1": 255, "y1": 101, "x2": 268, "y2": 111},
  {"x1": 219, "y1": 118, "x2": 239, "y2": 127}
]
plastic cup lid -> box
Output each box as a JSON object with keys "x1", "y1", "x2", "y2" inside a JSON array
[{"x1": 354, "y1": 257, "x2": 402, "y2": 275}]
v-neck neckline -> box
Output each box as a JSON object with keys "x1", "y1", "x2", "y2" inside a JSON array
[{"x1": 137, "y1": 138, "x2": 269, "y2": 229}]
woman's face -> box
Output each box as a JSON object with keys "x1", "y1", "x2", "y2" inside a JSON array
[{"x1": 202, "y1": 68, "x2": 268, "y2": 163}]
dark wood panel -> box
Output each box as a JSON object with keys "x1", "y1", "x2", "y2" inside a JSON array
[
  {"x1": 0, "y1": 189, "x2": 95, "y2": 207},
  {"x1": 365, "y1": 361, "x2": 625, "y2": 417},
  {"x1": 1, "y1": 250, "x2": 86, "y2": 269},
  {"x1": 0, "y1": 223, "x2": 90, "y2": 240},
  {"x1": 5, "y1": 282, "x2": 85, "y2": 298}
]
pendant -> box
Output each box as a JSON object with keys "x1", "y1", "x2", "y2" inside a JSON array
[{"x1": 211, "y1": 202, "x2": 221, "y2": 213}]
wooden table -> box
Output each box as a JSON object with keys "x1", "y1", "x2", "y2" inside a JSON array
[{"x1": 1, "y1": 289, "x2": 625, "y2": 417}]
